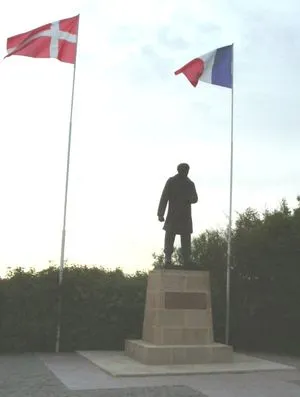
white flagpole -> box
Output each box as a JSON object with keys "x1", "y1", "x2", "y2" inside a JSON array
[
  {"x1": 55, "y1": 15, "x2": 80, "y2": 353},
  {"x1": 225, "y1": 43, "x2": 234, "y2": 346}
]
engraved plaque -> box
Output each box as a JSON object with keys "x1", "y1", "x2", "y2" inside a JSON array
[{"x1": 164, "y1": 292, "x2": 207, "y2": 310}]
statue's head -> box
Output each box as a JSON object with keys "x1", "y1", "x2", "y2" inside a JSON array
[{"x1": 177, "y1": 163, "x2": 190, "y2": 177}]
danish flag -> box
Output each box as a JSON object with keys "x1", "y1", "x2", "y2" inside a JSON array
[{"x1": 6, "y1": 15, "x2": 79, "y2": 64}]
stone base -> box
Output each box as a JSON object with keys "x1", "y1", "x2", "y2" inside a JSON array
[
  {"x1": 78, "y1": 350, "x2": 296, "y2": 377},
  {"x1": 125, "y1": 339, "x2": 233, "y2": 365},
  {"x1": 125, "y1": 270, "x2": 234, "y2": 366}
]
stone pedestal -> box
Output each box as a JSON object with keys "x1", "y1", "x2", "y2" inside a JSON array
[{"x1": 125, "y1": 269, "x2": 233, "y2": 365}]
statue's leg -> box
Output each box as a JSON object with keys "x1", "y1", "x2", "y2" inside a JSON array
[
  {"x1": 164, "y1": 231, "x2": 176, "y2": 268},
  {"x1": 181, "y1": 233, "x2": 191, "y2": 268}
]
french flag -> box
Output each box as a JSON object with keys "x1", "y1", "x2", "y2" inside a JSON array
[{"x1": 175, "y1": 45, "x2": 233, "y2": 89}]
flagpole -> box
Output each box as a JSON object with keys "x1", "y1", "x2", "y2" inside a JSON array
[
  {"x1": 55, "y1": 15, "x2": 80, "y2": 353},
  {"x1": 225, "y1": 43, "x2": 234, "y2": 346}
]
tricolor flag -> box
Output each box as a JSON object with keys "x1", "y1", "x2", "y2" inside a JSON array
[
  {"x1": 6, "y1": 15, "x2": 79, "y2": 64},
  {"x1": 175, "y1": 45, "x2": 233, "y2": 89}
]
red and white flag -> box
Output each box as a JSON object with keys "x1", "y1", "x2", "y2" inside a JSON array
[{"x1": 6, "y1": 15, "x2": 79, "y2": 64}]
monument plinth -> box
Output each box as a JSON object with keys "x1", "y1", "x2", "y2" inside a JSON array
[{"x1": 125, "y1": 269, "x2": 233, "y2": 365}]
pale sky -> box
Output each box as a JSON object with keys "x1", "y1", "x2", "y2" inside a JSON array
[{"x1": 0, "y1": 0, "x2": 299, "y2": 276}]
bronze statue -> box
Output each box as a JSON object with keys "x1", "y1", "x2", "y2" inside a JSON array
[{"x1": 157, "y1": 163, "x2": 198, "y2": 268}]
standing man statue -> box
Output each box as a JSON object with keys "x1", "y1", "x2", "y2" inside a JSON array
[{"x1": 157, "y1": 163, "x2": 198, "y2": 268}]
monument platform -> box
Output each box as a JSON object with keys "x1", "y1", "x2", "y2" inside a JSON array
[
  {"x1": 78, "y1": 350, "x2": 295, "y2": 377},
  {"x1": 125, "y1": 269, "x2": 233, "y2": 365}
]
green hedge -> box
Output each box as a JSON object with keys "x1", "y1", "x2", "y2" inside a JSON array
[{"x1": 0, "y1": 266, "x2": 147, "y2": 352}]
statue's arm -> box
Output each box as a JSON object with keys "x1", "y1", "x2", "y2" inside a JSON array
[
  {"x1": 190, "y1": 182, "x2": 198, "y2": 204},
  {"x1": 157, "y1": 179, "x2": 170, "y2": 218}
]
